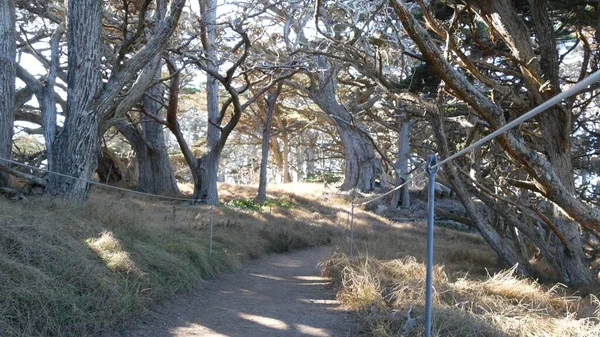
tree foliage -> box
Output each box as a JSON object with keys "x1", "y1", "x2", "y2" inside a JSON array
[{"x1": 1, "y1": 0, "x2": 600, "y2": 288}]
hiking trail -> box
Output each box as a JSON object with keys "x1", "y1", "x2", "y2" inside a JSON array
[{"x1": 118, "y1": 246, "x2": 360, "y2": 337}]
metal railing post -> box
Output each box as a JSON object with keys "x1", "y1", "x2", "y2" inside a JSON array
[
  {"x1": 425, "y1": 154, "x2": 439, "y2": 337},
  {"x1": 209, "y1": 203, "x2": 214, "y2": 255}
]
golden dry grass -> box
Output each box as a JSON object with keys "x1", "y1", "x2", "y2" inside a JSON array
[
  {"x1": 3, "y1": 181, "x2": 599, "y2": 337},
  {"x1": 0, "y1": 182, "x2": 344, "y2": 336},
  {"x1": 320, "y1": 200, "x2": 600, "y2": 337}
]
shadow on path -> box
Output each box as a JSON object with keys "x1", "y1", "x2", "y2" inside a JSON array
[{"x1": 117, "y1": 247, "x2": 360, "y2": 337}]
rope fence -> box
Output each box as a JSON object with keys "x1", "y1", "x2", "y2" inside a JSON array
[
  {"x1": 0, "y1": 157, "x2": 207, "y2": 202},
  {"x1": 0, "y1": 156, "x2": 220, "y2": 254}
]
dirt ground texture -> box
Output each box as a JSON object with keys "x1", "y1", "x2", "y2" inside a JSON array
[{"x1": 117, "y1": 246, "x2": 361, "y2": 337}]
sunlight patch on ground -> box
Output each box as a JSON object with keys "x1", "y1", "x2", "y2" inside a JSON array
[
  {"x1": 248, "y1": 273, "x2": 287, "y2": 281},
  {"x1": 176, "y1": 182, "x2": 194, "y2": 195},
  {"x1": 171, "y1": 324, "x2": 229, "y2": 336},
  {"x1": 297, "y1": 282, "x2": 331, "y2": 286},
  {"x1": 270, "y1": 259, "x2": 303, "y2": 268},
  {"x1": 293, "y1": 275, "x2": 332, "y2": 286},
  {"x1": 85, "y1": 231, "x2": 144, "y2": 276},
  {"x1": 294, "y1": 323, "x2": 333, "y2": 337},
  {"x1": 294, "y1": 275, "x2": 327, "y2": 281},
  {"x1": 238, "y1": 313, "x2": 289, "y2": 331},
  {"x1": 296, "y1": 298, "x2": 340, "y2": 305},
  {"x1": 238, "y1": 288, "x2": 257, "y2": 295}
]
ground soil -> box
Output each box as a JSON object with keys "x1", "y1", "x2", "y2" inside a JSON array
[{"x1": 117, "y1": 246, "x2": 361, "y2": 337}]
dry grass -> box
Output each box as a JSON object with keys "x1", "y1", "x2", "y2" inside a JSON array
[
  {"x1": 0, "y1": 182, "x2": 344, "y2": 336},
  {"x1": 4, "y1": 181, "x2": 598, "y2": 336},
  {"x1": 320, "y1": 203, "x2": 600, "y2": 337}
]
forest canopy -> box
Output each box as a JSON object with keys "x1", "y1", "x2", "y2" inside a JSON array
[{"x1": 1, "y1": 0, "x2": 600, "y2": 288}]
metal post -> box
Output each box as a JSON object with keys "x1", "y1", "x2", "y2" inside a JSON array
[
  {"x1": 209, "y1": 204, "x2": 214, "y2": 255},
  {"x1": 425, "y1": 154, "x2": 439, "y2": 337},
  {"x1": 350, "y1": 201, "x2": 355, "y2": 260},
  {"x1": 347, "y1": 209, "x2": 350, "y2": 227}
]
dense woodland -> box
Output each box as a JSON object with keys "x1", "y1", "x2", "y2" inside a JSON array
[{"x1": 1, "y1": 0, "x2": 600, "y2": 289}]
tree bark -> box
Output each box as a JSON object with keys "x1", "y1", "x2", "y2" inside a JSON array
[
  {"x1": 107, "y1": 2, "x2": 177, "y2": 195},
  {"x1": 132, "y1": 67, "x2": 179, "y2": 195},
  {"x1": 45, "y1": 0, "x2": 184, "y2": 201},
  {"x1": 278, "y1": 120, "x2": 292, "y2": 183},
  {"x1": 46, "y1": 0, "x2": 103, "y2": 200},
  {"x1": 0, "y1": 0, "x2": 15, "y2": 188},
  {"x1": 334, "y1": 120, "x2": 380, "y2": 192},
  {"x1": 270, "y1": 136, "x2": 284, "y2": 180},
  {"x1": 41, "y1": 25, "x2": 63, "y2": 172},
  {"x1": 192, "y1": 150, "x2": 220, "y2": 203},
  {"x1": 134, "y1": 114, "x2": 179, "y2": 195},
  {"x1": 256, "y1": 84, "x2": 282, "y2": 203},
  {"x1": 115, "y1": 71, "x2": 180, "y2": 195},
  {"x1": 307, "y1": 66, "x2": 382, "y2": 192},
  {"x1": 391, "y1": 115, "x2": 411, "y2": 209},
  {"x1": 199, "y1": 0, "x2": 220, "y2": 204},
  {"x1": 305, "y1": 137, "x2": 317, "y2": 179},
  {"x1": 527, "y1": 0, "x2": 595, "y2": 288}
]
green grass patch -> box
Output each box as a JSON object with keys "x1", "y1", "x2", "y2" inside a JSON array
[{"x1": 226, "y1": 196, "x2": 294, "y2": 212}]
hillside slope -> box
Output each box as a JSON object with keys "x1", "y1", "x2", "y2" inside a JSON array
[{"x1": 0, "y1": 184, "x2": 342, "y2": 336}]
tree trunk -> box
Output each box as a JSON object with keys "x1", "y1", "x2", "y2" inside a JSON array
[
  {"x1": 528, "y1": 0, "x2": 596, "y2": 289},
  {"x1": 44, "y1": 0, "x2": 183, "y2": 201},
  {"x1": 0, "y1": 0, "x2": 15, "y2": 188},
  {"x1": 256, "y1": 85, "x2": 281, "y2": 203},
  {"x1": 279, "y1": 120, "x2": 292, "y2": 183},
  {"x1": 256, "y1": 127, "x2": 271, "y2": 202},
  {"x1": 41, "y1": 25, "x2": 63, "y2": 172},
  {"x1": 199, "y1": 0, "x2": 220, "y2": 203},
  {"x1": 308, "y1": 68, "x2": 381, "y2": 192},
  {"x1": 541, "y1": 120, "x2": 595, "y2": 286},
  {"x1": 133, "y1": 69, "x2": 179, "y2": 195},
  {"x1": 267, "y1": 121, "x2": 292, "y2": 183},
  {"x1": 478, "y1": 0, "x2": 595, "y2": 288},
  {"x1": 335, "y1": 121, "x2": 380, "y2": 191},
  {"x1": 109, "y1": 1, "x2": 178, "y2": 196},
  {"x1": 296, "y1": 142, "x2": 306, "y2": 182},
  {"x1": 47, "y1": 0, "x2": 102, "y2": 201},
  {"x1": 391, "y1": 116, "x2": 411, "y2": 209},
  {"x1": 306, "y1": 140, "x2": 317, "y2": 180},
  {"x1": 270, "y1": 137, "x2": 282, "y2": 177},
  {"x1": 192, "y1": 150, "x2": 220, "y2": 204}
]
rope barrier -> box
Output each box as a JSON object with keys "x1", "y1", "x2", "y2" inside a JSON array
[
  {"x1": 356, "y1": 162, "x2": 426, "y2": 206},
  {"x1": 0, "y1": 157, "x2": 207, "y2": 203}
]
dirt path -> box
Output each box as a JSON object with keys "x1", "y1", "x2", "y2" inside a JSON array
[{"x1": 117, "y1": 246, "x2": 360, "y2": 337}]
